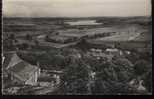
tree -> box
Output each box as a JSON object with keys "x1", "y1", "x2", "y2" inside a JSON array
[
  {"x1": 134, "y1": 60, "x2": 152, "y2": 93},
  {"x1": 76, "y1": 38, "x2": 90, "y2": 51},
  {"x1": 142, "y1": 67, "x2": 152, "y2": 92},
  {"x1": 4, "y1": 39, "x2": 16, "y2": 50},
  {"x1": 9, "y1": 34, "x2": 15, "y2": 40},
  {"x1": 25, "y1": 34, "x2": 32, "y2": 41},
  {"x1": 112, "y1": 58, "x2": 134, "y2": 81},
  {"x1": 92, "y1": 57, "x2": 136, "y2": 94},
  {"x1": 62, "y1": 56, "x2": 89, "y2": 95},
  {"x1": 34, "y1": 40, "x2": 39, "y2": 47},
  {"x1": 134, "y1": 60, "x2": 150, "y2": 76},
  {"x1": 17, "y1": 52, "x2": 38, "y2": 65},
  {"x1": 22, "y1": 43, "x2": 29, "y2": 49},
  {"x1": 45, "y1": 35, "x2": 50, "y2": 41}
]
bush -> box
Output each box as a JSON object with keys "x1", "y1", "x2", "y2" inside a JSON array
[
  {"x1": 134, "y1": 60, "x2": 152, "y2": 92},
  {"x1": 134, "y1": 60, "x2": 150, "y2": 76},
  {"x1": 142, "y1": 68, "x2": 152, "y2": 92}
]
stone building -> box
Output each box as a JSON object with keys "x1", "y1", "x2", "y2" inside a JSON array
[{"x1": 3, "y1": 53, "x2": 40, "y2": 86}]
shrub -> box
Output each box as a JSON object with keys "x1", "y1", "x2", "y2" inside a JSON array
[{"x1": 134, "y1": 60, "x2": 150, "y2": 76}]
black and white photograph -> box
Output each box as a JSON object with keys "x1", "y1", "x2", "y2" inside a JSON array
[{"x1": 2, "y1": 0, "x2": 152, "y2": 95}]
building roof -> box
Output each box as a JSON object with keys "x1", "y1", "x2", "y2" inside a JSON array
[
  {"x1": 3, "y1": 52, "x2": 39, "y2": 82},
  {"x1": 106, "y1": 48, "x2": 119, "y2": 52},
  {"x1": 8, "y1": 61, "x2": 39, "y2": 82},
  {"x1": 7, "y1": 53, "x2": 23, "y2": 69},
  {"x1": 3, "y1": 53, "x2": 22, "y2": 69}
]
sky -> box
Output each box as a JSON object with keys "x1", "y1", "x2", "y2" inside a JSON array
[{"x1": 3, "y1": 0, "x2": 151, "y2": 17}]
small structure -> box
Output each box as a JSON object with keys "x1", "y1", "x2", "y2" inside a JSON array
[
  {"x1": 90, "y1": 48, "x2": 102, "y2": 53},
  {"x1": 124, "y1": 51, "x2": 131, "y2": 55},
  {"x1": 106, "y1": 48, "x2": 119, "y2": 52},
  {"x1": 4, "y1": 53, "x2": 40, "y2": 86},
  {"x1": 90, "y1": 72, "x2": 96, "y2": 79},
  {"x1": 89, "y1": 49, "x2": 113, "y2": 61},
  {"x1": 105, "y1": 48, "x2": 122, "y2": 56},
  {"x1": 53, "y1": 74, "x2": 60, "y2": 85},
  {"x1": 38, "y1": 70, "x2": 63, "y2": 86}
]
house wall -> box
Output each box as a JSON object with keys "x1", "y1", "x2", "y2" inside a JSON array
[
  {"x1": 25, "y1": 69, "x2": 40, "y2": 85},
  {"x1": 12, "y1": 77, "x2": 23, "y2": 85},
  {"x1": 25, "y1": 74, "x2": 35, "y2": 85},
  {"x1": 9, "y1": 68, "x2": 41, "y2": 86},
  {"x1": 10, "y1": 72, "x2": 24, "y2": 85}
]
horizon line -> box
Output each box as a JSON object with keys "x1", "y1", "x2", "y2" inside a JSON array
[{"x1": 3, "y1": 15, "x2": 151, "y2": 18}]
